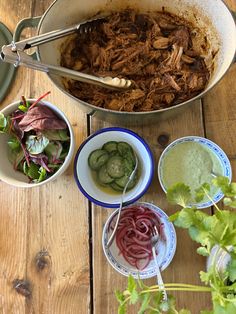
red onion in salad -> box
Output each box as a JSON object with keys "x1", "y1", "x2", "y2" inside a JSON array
[{"x1": 109, "y1": 205, "x2": 165, "y2": 270}]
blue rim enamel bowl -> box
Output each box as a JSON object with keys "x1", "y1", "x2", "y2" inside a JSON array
[
  {"x1": 74, "y1": 127, "x2": 154, "y2": 208},
  {"x1": 102, "y1": 202, "x2": 177, "y2": 279},
  {"x1": 158, "y1": 136, "x2": 232, "y2": 209}
]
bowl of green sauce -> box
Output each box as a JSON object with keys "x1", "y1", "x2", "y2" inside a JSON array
[{"x1": 158, "y1": 136, "x2": 232, "y2": 208}]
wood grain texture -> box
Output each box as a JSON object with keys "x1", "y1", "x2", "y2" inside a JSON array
[
  {"x1": 91, "y1": 101, "x2": 211, "y2": 314},
  {"x1": 91, "y1": 0, "x2": 236, "y2": 312},
  {"x1": 0, "y1": 1, "x2": 90, "y2": 313},
  {"x1": 0, "y1": 0, "x2": 236, "y2": 313}
]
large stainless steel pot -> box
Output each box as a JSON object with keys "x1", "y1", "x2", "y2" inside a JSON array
[{"x1": 14, "y1": 0, "x2": 236, "y2": 124}]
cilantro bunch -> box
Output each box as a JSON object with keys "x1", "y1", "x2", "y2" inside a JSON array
[{"x1": 116, "y1": 177, "x2": 236, "y2": 314}]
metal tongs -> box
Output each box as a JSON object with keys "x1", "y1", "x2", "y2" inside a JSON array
[{"x1": 0, "y1": 19, "x2": 132, "y2": 90}]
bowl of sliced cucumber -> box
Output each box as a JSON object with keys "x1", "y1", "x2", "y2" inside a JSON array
[{"x1": 74, "y1": 127, "x2": 154, "y2": 208}]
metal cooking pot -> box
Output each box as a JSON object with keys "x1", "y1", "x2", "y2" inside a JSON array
[{"x1": 14, "y1": 0, "x2": 236, "y2": 124}]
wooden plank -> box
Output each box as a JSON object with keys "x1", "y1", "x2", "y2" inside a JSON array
[
  {"x1": 91, "y1": 101, "x2": 212, "y2": 314},
  {"x1": 203, "y1": 64, "x2": 236, "y2": 160},
  {"x1": 24, "y1": 74, "x2": 90, "y2": 314},
  {"x1": 203, "y1": 0, "x2": 236, "y2": 176},
  {"x1": 0, "y1": 1, "x2": 35, "y2": 312},
  {"x1": 0, "y1": 0, "x2": 91, "y2": 313}
]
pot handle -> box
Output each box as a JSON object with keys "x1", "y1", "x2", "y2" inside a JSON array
[{"x1": 13, "y1": 16, "x2": 41, "y2": 60}]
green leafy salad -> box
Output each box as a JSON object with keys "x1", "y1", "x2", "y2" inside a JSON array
[{"x1": 0, "y1": 93, "x2": 70, "y2": 183}]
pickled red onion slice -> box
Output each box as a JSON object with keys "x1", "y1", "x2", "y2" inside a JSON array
[{"x1": 109, "y1": 205, "x2": 165, "y2": 270}]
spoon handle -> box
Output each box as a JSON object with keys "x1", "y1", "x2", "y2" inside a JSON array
[
  {"x1": 107, "y1": 155, "x2": 138, "y2": 247},
  {"x1": 152, "y1": 246, "x2": 168, "y2": 302}
]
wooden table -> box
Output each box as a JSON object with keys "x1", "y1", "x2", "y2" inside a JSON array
[{"x1": 0, "y1": 1, "x2": 236, "y2": 313}]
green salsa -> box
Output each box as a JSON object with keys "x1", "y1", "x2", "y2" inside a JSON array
[{"x1": 160, "y1": 141, "x2": 224, "y2": 202}]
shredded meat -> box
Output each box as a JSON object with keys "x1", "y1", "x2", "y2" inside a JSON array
[{"x1": 61, "y1": 9, "x2": 210, "y2": 112}]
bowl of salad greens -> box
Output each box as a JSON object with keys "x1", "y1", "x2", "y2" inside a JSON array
[
  {"x1": 74, "y1": 127, "x2": 154, "y2": 208},
  {"x1": 0, "y1": 93, "x2": 74, "y2": 187}
]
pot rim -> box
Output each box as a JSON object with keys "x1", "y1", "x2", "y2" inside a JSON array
[{"x1": 36, "y1": 0, "x2": 236, "y2": 116}]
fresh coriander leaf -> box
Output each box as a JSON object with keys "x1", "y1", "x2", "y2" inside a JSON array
[
  {"x1": 167, "y1": 183, "x2": 191, "y2": 207},
  {"x1": 224, "y1": 197, "x2": 236, "y2": 208},
  {"x1": 130, "y1": 289, "x2": 139, "y2": 305},
  {"x1": 115, "y1": 290, "x2": 125, "y2": 303},
  {"x1": 197, "y1": 247, "x2": 209, "y2": 256},
  {"x1": 173, "y1": 207, "x2": 196, "y2": 228},
  {"x1": 213, "y1": 301, "x2": 236, "y2": 314},
  {"x1": 26, "y1": 135, "x2": 49, "y2": 154},
  {"x1": 228, "y1": 259, "x2": 236, "y2": 282},
  {"x1": 212, "y1": 176, "x2": 230, "y2": 189},
  {"x1": 127, "y1": 275, "x2": 136, "y2": 294},
  {"x1": 159, "y1": 300, "x2": 169, "y2": 312},
  {"x1": 151, "y1": 290, "x2": 162, "y2": 308},
  {"x1": 227, "y1": 282, "x2": 236, "y2": 293},
  {"x1": 184, "y1": 210, "x2": 217, "y2": 248},
  {"x1": 199, "y1": 270, "x2": 211, "y2": 284},
  {"x1": 213, "y1": 176, "x2": 236, "y2": 197},
  {"x1": 188, "y1": 226, "x2": 210, "y2": 246},
  {"x1": 137, "y1": 292, "x2": 151, "y2": 314},
  {"x1": 209, "y1": 211, "x2": 236, "y2": 247},
  {"x1": 164, "y1": 295, "x2": 178, "y2": 313},
  {"x1": 228, "y1": 183, "x2": 236, "y2": 196},
  {"x1": 195, "y1": 183, "x2": 210, "y2": 203},
  {"x1": 225, "y1": 293, "x2": 236, "y2": 299},
  {"x1": 220, "y1": 230, "x2": 236, "y2": 247},
  {"x1": 168, "y1": 211, "x2": 180, "y2": 222}
]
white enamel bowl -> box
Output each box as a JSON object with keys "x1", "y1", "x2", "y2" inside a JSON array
[
  {"x1": 74, "y1": 127, "x2": 154, "y2": 208},
  {"x1": 0, "y1": 99, "x2": 75, "y2": 187}
]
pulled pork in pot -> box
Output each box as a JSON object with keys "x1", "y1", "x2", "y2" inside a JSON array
[{"x1": 61, "y1": 9, "x2": 210, "y2": 112}]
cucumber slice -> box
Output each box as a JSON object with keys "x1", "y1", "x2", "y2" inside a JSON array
[
  {"x1": 102, "y1": 141, "x2": 118, "y2": 153},
  {"x1": 110, "y1": 182, "x2": 123, "y2": 192},
  {"x1": 118, "y1": 142, "x2": 135, "y2": 165},
  {"x1": 115, "y1": 174, "x2": 137, "y2": 190},
  {"x1": 98, "y1": 165, "x2": 114, "y2": 184},
  {"x1": 117, "y1": 142, "x2": 133, "y2": 155},
  {"x1": 107, "y1": 156, "x2": 125, "y2": 178},
  {"x1": 123, "y1": 158, "x2": 134, "y2": 175},
  {"x1": 88, "y1": 149, "x2": 109, "y2": 170}
]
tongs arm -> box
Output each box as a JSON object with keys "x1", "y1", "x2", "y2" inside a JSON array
[
  {"x1": 0, "y1": 18, "x2": 132, "y2": 90},
  {"x1": 1, "y1": 45, "x2": 131, "y2": 90},
  {"x1": 12, "y1": 21, "x2": 88, "y2": 51}
]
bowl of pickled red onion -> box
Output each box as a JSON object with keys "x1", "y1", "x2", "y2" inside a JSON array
[{"x1": 102, "y1": 202, "x2": 177, "y2": 279}]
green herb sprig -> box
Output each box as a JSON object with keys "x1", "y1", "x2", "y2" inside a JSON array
[{"x1": 116, "y1": 177, "x2": 236, "y2": 314}]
